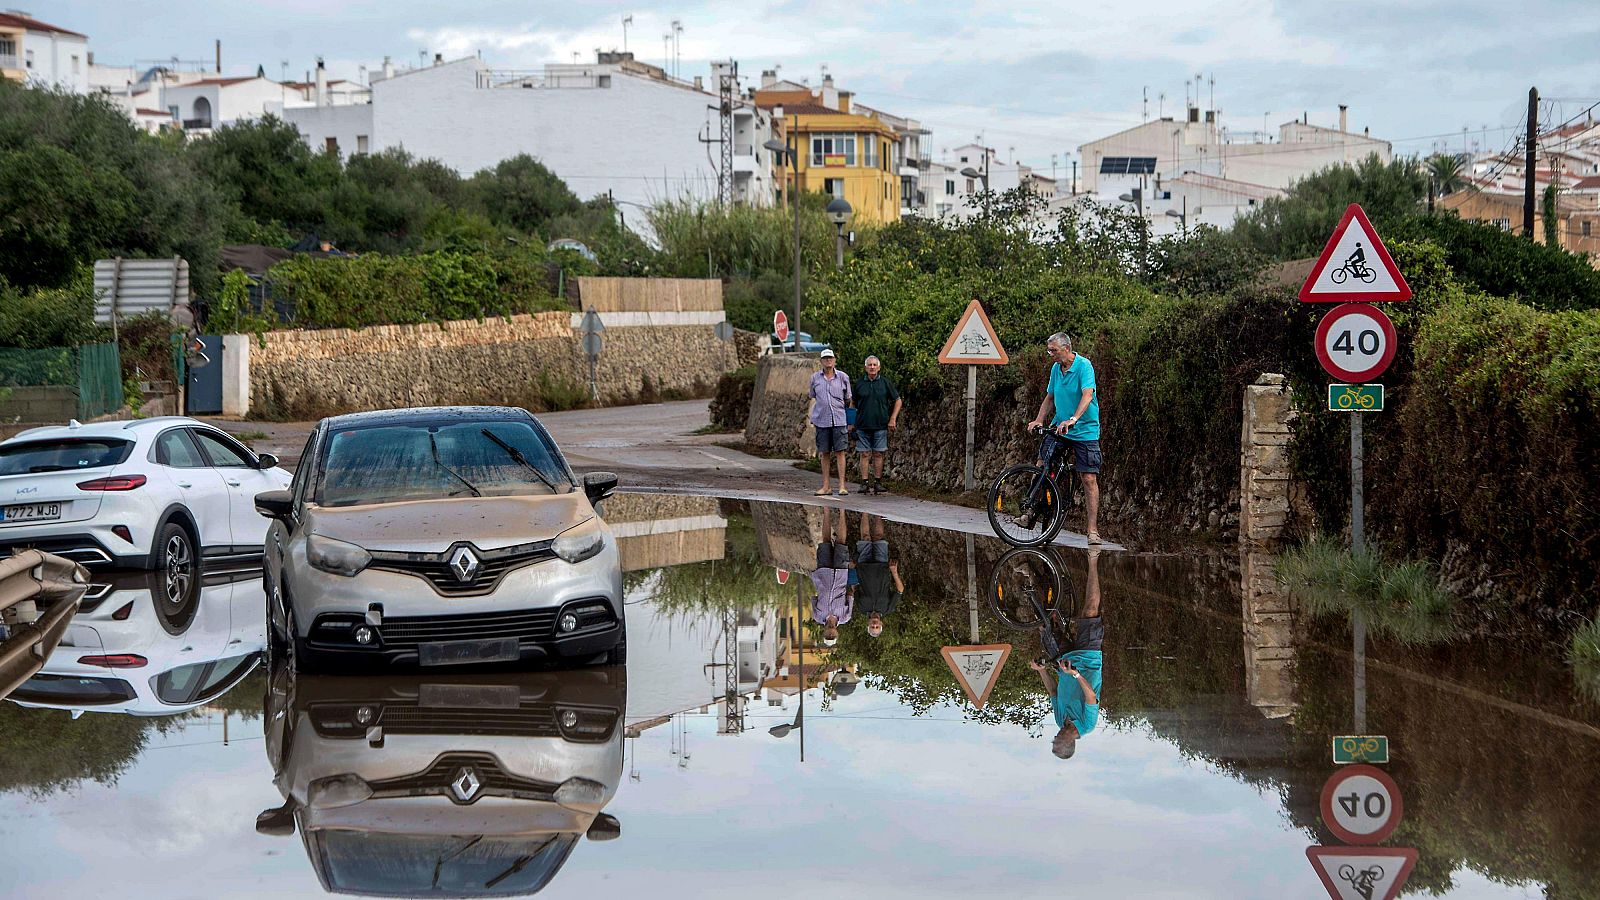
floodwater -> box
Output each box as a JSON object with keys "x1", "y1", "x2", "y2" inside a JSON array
[{"x1": 1, "y1": 494, "x2": 1596, "y2": 899}]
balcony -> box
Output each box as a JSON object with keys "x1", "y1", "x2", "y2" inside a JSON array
[
  {"x1": 182, "y1": 118, "x2": 213, "y2": 130},
  {"x1": 0, "y1": 54, "x2": 19, "y2": 71}
]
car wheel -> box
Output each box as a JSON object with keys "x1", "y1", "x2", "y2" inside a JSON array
[
  {"x1": 153, "y1": 522, "x2": 200, "y2": 634},
  {"x1": 596, "y1": 627, "x2": 627, "y2": 667}
]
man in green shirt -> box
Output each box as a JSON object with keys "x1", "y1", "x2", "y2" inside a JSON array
[{"x1": 850, "y1": 356, "x2": 902, "y2": 495}]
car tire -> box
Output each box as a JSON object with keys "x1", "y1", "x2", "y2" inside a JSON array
[
  {"x1": 597, "y1": 626, "x2": 627, "y2": 666},
  {"x1": 152, "y1": 521, "x2": 200, "y2": 634}
]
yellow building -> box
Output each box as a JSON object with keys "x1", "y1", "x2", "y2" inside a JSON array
[{"x1": 754, "y1": 77, "x2": 901, "y2": 225}]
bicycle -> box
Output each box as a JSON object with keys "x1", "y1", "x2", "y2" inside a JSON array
[
  {"x1": 986, "y1": 546, "x2": 1073, "y2": 664},
  {"x1": 1330, "y1": 260, "x2": 1377, "y2": 284},
  {"x1": 987, "y1": 424, "x2": 1077, "y2": 547}
]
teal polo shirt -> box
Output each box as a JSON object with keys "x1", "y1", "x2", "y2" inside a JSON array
[
  {"x1": 1052, "y1": 649, "x2": 1103, "y2": 736},
  {"x1": 1049, "y1": 355, "x2": 1100, "y2": 441}
]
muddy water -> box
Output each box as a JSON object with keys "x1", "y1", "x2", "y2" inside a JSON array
[{"x1": 0, "y1": 495, "x2": 1594, "y2": 899}]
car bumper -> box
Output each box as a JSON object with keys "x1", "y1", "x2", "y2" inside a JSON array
[{"x1": 0, "y1": 523, "x2": 152, "y2": 568}]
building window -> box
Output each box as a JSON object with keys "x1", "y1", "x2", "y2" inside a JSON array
[
  {"x1": 966, "y1": 178, "x2": 975, "y2": 193},
  {"x1": 0, "y1": 37, "x2": 14, "y2": 57},
  {"x1": 325, "y1": 136, "x2": 339, "y2": 154},
  {"x1": 959, "y1": 155, "x2": 968, "y2": 163},
  {"x1": 1492, "y1": 217, "x2": 1511, "y2": 231},
  {"x1": 71, "y1": 55, "x2": 80, "y2": 74},
  {"x1": 864, "y1": 136, "x2": 877, "y2": 169},
  {"x1": 1583, "y1": 221, "x2": 1593, "y2": 237},
  {"x1": 357, "y1": 135, "x2": 369, "y2": 154},
  {"x1": 25, "y1": 49, "x2": 34, "y2": 69},
  {"x1": 810, "y1": 133, "x2": 857, "y2": 167},
  {"x1": 945, "y1": 179, "x2": 955, "y2": 194},
  {"x1": 167, "y1": 105, "x2": 179, "y2": 120},
  {"x1": 823, "y1": 178, "x2": 844, "y2": 199}
]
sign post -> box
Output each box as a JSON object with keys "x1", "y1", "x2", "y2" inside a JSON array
[
  {"x1": 938, "y1": 299, "x2": 1009, "y2": 492},
  {"x1": 580, "y1": 307, "x2": 605, "y2": 401}
]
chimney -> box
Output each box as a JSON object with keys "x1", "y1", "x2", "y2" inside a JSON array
[
  {"x1": 761, "y1": 69, "x2": 777, "y2": 89},
  {"x1": 1204, "y1": 110, "x2": 1214, "y2": 123},
  {"x1": 381, "y1": 55, "x2": 394, "y2": 80},
  {"x1": 1188, "y1": 106, "x2": 1199, "y2": 123},
  {"x1": 821, "y1": 73, "x2": 838, "y2": 111},
  {"x1": 314, "y1": 58, "x2": 327, "y2": 107},
  {"x1": 214, "y1": 39, "x2": 221, "y2": 73},
  {"x1": 1339, "y1": 104, "x2": 1348, "y2": 132}
]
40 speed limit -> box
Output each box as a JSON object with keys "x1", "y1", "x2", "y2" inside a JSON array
[
  {"x1": 1315, "y1": 302, "x2": 1397, "y2": 382},
  {"x1": 1320, "y1": 764, "x2": 1404, "y2": 844}
]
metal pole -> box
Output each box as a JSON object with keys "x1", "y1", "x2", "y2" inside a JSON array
[
  {"x1": 834, "y1": 224, "x2": 844, "y2": 269},
  {"x1": 797, "y1": 578, "x2": 805, "y2": 763},
  {"x1": 791, "y1": 129, "x2": 802, "y2": 352},
  {"x1": 1351, "y1": 410, "x2": 1366, "y2": 732},
  {"x1": 963, "y1": 365, "x2": 977, "y2": 492},
  {"x1": 1353, "y1": 607, "x2": 1367, "y2": 733},
  {"x1": 589, "y1": 356, "x2": 598, "y2": 401},
  {"x1": 966, "y1": 533, "x2": 978, "y2": 644}
]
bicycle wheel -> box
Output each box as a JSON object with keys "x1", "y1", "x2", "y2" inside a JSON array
[
  {"x1": 1359, "y1": 267, "x2": 1377, "y2": 283},
  {"x1": 987, "y1": 464, "x2": 1064, "y2": 547},
  {"x1": 987, "y1": 547, "x2": 1070, "y2": 630},
  {"x1": 1330, "y1": 267, "x2": 1348, "y2": 284}
]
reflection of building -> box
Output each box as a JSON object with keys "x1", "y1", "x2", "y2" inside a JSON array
[{"x1": 753, "y1": 74, "x2": 903, "y2": 225}]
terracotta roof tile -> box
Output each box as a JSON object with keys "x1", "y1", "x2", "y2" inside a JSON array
[{"x1": 0, "y1": 12, "x2": 86, "y2": 38}]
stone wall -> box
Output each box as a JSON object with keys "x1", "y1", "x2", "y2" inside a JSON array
[
  {"x1": 247, "y1": 311, "x2": 738, "y2": 420},
  {"x1": 744, "y1": 353, "x2": 823, "y2": 458},
  {"x1": 1239, "y1": 374, "x2": 1298, "y2": 719},
  {"x1": 0, "y1": 387, "x2": 76, "y2": 423}
]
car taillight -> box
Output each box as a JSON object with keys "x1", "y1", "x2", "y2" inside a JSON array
[
  {"x1": 77, "y1": 475, "x2": 147, "y2": 491},
  {"x1": 77, "y1": 654, "x2": 147, "y2": 668}
]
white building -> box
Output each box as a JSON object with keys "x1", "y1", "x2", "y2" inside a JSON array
[
  {"x1": 924, "y1": 143, "x2": 1059, "y2": 218},
  {"x1": 0, "y1": 11, "x2": 89, "y2": 94},
  {"x1": 159, "y1": 74, "x2": 300, "y2": 133},
  {"x1": 1079, "y1": 103, "x2": 1391, "y2": 237},
  {"x1": 285, "y1": 52, "x2": 777, "y2": 215}
]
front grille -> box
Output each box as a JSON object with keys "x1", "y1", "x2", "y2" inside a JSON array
[
  {"x1": 368, "y1": 540, "x2": 555, "y2": 597},
  {"x1": 368, "y1": 752, "x2": 558, "y2": 803},
  {"x1": 379, "y1": 705, "x2": 560, "y2": 737},
  {"x1": 378, "y1": 607, "x2": 561, "y2": 652}
]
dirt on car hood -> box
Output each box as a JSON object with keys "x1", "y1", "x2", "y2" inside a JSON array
[{"x1": 305, "y1": 492, "x2": 594, "y2": 553}]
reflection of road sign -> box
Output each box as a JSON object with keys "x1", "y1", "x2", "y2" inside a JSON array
[
  {"x1": 939, "y1": 644, "x2": 1012, "y2": 709},
  {"x1": 938, "y1": 299, "x2": 1009, "y2": 365},
  {"x1": 1306, "y1": 847, "x2": 1418, "y2": 900},
  {"x1": 1333, "y1": 734, "x2": 1390, "y2": 764},
  {"x1": 1327, "y1": 385, "x2": 1385, "y2": 413},
  {"x1": 1320, "y1": 764, "x2": 1403, "y2": 844},
  {"x1": 580, "y1": 307, "x2": 605, "y2": 335},
  {"x1": 1315, "y1": 303, "x2": 1396, "y2": 382},
  {"x1": 1299, "y1": 204, "x2": 1412, "y2": 303},
  {"x1": 713, "y1": 320, "x2": 735, "y2": 341},
  {"x1": 773, "y1": 310, "x2": 790, "y2": 343},
  {"x1": 775, "y1": 568, "x2": 789, "y2": 585}
]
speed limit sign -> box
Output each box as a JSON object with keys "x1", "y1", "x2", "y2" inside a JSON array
[
  {"x1": 1315, "y1": 303, "x2": 1397, "y2": 382},
  {"x1": 1320, "y1": 764, "x2": 1403, "y2": 844}
]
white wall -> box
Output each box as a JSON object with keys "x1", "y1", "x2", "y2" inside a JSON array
[
  {"x1": 282, "y1": 103, "x2": 373, "y2": 156},
  {"x1": 21, "y1": 29, "x2": 88, "y2": 93}
]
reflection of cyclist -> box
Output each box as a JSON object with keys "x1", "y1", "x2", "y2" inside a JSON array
[
  {"x1": 1022, "y1": 332, "x2": 1103, "y2": 543},
  {"x1": 811, "y1": 506, "x2": 853, "y2": 646},
  {"x1": 1030, "y1": 547, "x2": 1104, "y2": 759},
  {"x1": 854, "y1": 512, "x2": 902, "y2": 638},
  {"x1": 1344, "y1": 242, "x2": 1367, "y2": 273}
]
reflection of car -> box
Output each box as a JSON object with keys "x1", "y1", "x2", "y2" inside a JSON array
[
  {"x1": 0, "y1": 418, "x2": 291, "y2": 578},
  {"x1": 0, "y1": 550, "x2": 89, "y2": 701},
  {"x1": 256, "y1": 407, "x2": 623, "y2": 671},
  {"x1": 256, "y1": 661, "x2": 625, "y2": 896},
  {"x1": 8, "y1": 566, "x2": 264, "y2": 716},
  {"x1": 766, "y1": 331, "x2": 830, "y2": 354}
]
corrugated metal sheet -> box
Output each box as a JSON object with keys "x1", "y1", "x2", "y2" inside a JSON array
[{"x1": 92, "y1": 257, "x2": 189, "y2": 325}]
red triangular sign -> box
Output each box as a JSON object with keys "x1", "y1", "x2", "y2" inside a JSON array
[
  {"x1": 1306, "y1": 846, "x2": 1418, "y2": 900},
  {"x1": 1299, "y1": 204, "x2": 1412, "y2": 303},
  {"x1": 938, "y1": 299, "x2": 1009, "y2": 365},
  {"x1": 940, "y1": 644, "x2": 1012, "y2": 708}
]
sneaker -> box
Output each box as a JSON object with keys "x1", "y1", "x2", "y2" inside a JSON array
[{"x1": 874, "y1": 479, "x2": 888, "y2": 495}]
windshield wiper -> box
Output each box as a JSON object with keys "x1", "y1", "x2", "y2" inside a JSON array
[
  {"x1": 479, "y1": 429, "x2": 561, "y2": 493},
  {"x1": 431, "y1": 835, "x2": 484, "y2": 890},
  {"x1": 484, "y1": 853, "x2": 538, "y2": 889},
  {"x1": 428, "y1": 431, "x2": 481, "y2": 497}
]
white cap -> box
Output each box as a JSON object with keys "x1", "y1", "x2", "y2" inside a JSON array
[{"x1": 819, "y1": 348, "x2": 836, "y2": 358}]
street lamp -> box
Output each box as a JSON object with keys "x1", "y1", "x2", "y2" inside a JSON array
[
  {"x1": 764, "y1": 129, "x2": 803, "y2": 352},
  {"x1": 768, "y1": 705, "x2": 802, "y2": 738},
  {"x1": 825, "y1": 196, "x2": 853, "y2": 269},
  {"x1": 1119, "y1": 188, "x2": 1149, "y2": 275}
]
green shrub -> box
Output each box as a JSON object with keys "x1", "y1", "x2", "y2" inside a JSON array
[
  {"x1": 1570, "y1": 618, "x2": 1600, "y2": 704},
  {"x1": 1276, "y1": 535, "x2": 1457, "y2": 644},
  {"x1": 0, "y1": 268, "x2": 102, "y2": 349},
  {"x1": 1393, "y1": 213, "x2": 1600, "y2": 312}
]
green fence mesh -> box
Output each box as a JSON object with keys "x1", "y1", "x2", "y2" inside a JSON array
[
  {"x1": 0, "y1": 344, "x2": 124, "y2": 421},
  {"x1": 76, "y1": 343, "x2": 124, "y2": 420}
]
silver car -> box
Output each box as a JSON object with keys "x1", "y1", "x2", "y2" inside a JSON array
[{"x1": 256, "y1": 407, "x2": 623, "y2": 672}]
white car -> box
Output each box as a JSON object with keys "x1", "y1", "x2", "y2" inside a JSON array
[{"x1": 0, "y1": 418, "x2": 291, "y2": 592}]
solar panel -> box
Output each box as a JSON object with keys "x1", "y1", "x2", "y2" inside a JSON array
[{"x1": 1098, "y1": 156, "x2": 1157, "y2": 175}]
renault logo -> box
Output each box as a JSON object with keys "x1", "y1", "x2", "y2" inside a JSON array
[
  {"x1": 450, "y1": 767, "x2": 482, "y2": 802},
  {"x1": 447, "y1": 546, "x2": 481, "y2": 583}
]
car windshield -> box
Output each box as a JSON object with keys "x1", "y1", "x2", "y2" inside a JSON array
[
  {"x1": 151, "y1": 653, "x2": 260, "y2": 705},
  {"x1": 316, "y1": 420, "x2": 570, "y2": 508},
  {"x1": 0, "y1": 439, "x2": 132, "y2": 475},
  {"x1": 317, "y1": 832, "x2": 577, "y2": 896}
]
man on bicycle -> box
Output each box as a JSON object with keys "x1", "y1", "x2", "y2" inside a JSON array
[
  {"x1": 1344, "y1": 241, "x2": 1367, "y2": 274},
  {"x1": 1030, "y1": 547, "x2": 1103, "y2": 759},
  {"x1": 1023, "y1": 332, "x2": 1103, "y2": 544}
]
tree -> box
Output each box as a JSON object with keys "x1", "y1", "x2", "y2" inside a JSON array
[
  {"x1": 468, "y1": 154, "x2": 585, "y2": 234},
  {"x1": 1426, "y1": 154, "x2": 1466, "y2": 196},
  {"x1": 1230, "y1": 155, "x2": 1428, "y2": 259},
  {"x1": 1544, "y1": 182, "x2": 1562, "y2": 249}
]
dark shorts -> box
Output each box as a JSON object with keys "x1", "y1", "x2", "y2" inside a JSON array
[
  {"x1": 815, "y1": 425, "x2": 848, "y2": 455},
  {"x1": 1069, "y1": 617, "x2": 1104, "y2": 652},
  {"x1": 1038, "y1": 435, "x2": 1102, "y2": 475},
  {"x1": 855, "y1": 540, "x2": 888, "y2": 564},
  {"x1": 816, "y1": 542, "x2": 850, "y2": 570},
  {"x1": 853, "y1": 428, "x2": 888, "y2": 452}
]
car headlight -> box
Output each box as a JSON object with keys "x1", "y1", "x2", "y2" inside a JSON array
[
  {"x1": 307, "y1": 534, "x2": 371, "y2": 577},
  {"x1": 552, "y1": 522, "x2": 605, "y2": 564}
]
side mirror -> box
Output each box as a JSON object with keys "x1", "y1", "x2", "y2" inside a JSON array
[
  {"x1": 255, "y1": 801, "x2": 297, "y2": 837},
  {"x1": 256, "y1": 453, "x2": 280, "y2": 470},
  {"x1": 586, "y1": 813, "x2": 621, "y2": 842},
  {"x1": 255, "y1": 489, "x2": 295, "y2": 521},
  {"x1": 583, "y1": 472, "x2": 618, "y2": 503}
]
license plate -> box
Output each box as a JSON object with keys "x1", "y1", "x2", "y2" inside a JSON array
[
  {"x1": 417, "y1": 637, "x2": 520, "y2": 667},
  {"x1": 1, "y1": 503, "x2": 61, "y2": 523},
  {"x1": 419, "y1": 683, "x2": 521, "y2": 708}
]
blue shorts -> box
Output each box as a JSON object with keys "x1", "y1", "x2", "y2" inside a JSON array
[
  {"x1": 853, "y1": 428, "x2": 888, "y2": 452},
  {"x1": 1039, "y1": 435, "x2": 1102, "y2": 475},
  {"x1": 815, "y1": 425, "x2": 848, "y2": 455}
]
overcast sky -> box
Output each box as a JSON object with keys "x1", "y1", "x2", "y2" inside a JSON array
[{"x1": 50, "y1": 0, "x2": 1600, "y2": 173}]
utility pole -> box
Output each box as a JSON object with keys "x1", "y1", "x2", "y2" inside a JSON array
[
  {"x1": 1524, "y1": 87, "x2": 1538, "y2": 240},
  {"x1": 715, "y1": 61, "x2": 736, "y2": 205}
]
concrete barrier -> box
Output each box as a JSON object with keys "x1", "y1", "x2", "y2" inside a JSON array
[{"x1": 744, "y1": 353, "x2": 822, "y2": 458}]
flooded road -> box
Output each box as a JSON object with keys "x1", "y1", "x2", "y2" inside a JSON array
[{"x1": 1, "y1": 494, "x2": 1595, "y2": 899}]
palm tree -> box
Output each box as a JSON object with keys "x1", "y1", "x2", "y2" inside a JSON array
[{"x1": 1426, "y1": 154, "x2": 1466, "y2": 196}]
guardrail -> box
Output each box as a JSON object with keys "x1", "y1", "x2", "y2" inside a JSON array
[{"x1": 0, "y1": 550, "x2": 90, "y2": 700}]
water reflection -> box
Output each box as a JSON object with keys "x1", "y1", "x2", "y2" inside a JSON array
[{"x1": 258, "y1": 660, "x2": 625, "y2": 896}]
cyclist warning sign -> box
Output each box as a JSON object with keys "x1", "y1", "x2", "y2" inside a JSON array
[
  {"x1": 1306, "y1": 847, "x2": 1418, "y2": 900},
  {"x1": 1299, "y1": 204, "x2": 1412, "y2": 303},
  {"x1": 938, "y1": 299, "x2": 1009, "y2": 365},
  {"x1": 940, "y1": 644, "x2": 1012, "y2": 708}
]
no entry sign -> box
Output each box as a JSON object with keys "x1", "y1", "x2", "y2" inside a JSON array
[{"x1": 1315, "y1": 303, "x2": 1396, "y2": 382}]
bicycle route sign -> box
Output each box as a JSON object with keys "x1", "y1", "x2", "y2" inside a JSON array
[
  {"x1": 939, "y1": 644, "x2": 1012, "y2": 709},
  {"x1": 1320, "y1": 764, "x2": 1404, "y2": 844},
  {"x1": 1299, "y1": 203, "x2": 1412, "y2": 303},
  {"x1": 1315, "y1": 303, "x2": 1397, "y2": 382},
  {"x1": 1333, "y1": 734, "x2": 1390, "y2": 764},
  {"x1": 1306, "y1": 846, "x2": 1419, "y2": 900},
  {"x1": 1327, "y1": 384, "x2": 1385, "y2": 413}
]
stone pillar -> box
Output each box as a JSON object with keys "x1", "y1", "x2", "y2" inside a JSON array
[
  {"x1": 221, "y1": 334, "x2": 251, "y2": 417},
  {"x1": 1240, "y1": 373, "x2": 1297, "y2": 718}
]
